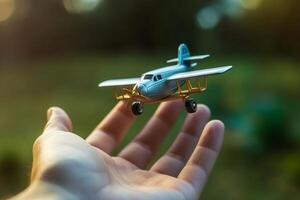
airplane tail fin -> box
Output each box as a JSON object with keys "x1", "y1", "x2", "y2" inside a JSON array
[
  {"x1": 178, "y1": 43, "x2": 190, "y2": 65},
  {"x1": 166, "y1": 43, "x2": 210, "y2": 67}
]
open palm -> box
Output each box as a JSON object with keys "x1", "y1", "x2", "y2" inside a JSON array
[{"x1": 30, "y1": 101, "x2": 224, "y2": 200}]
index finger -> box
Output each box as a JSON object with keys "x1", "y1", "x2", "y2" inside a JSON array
[{"x1": 86, "y1": 101, "x2": 136, "y2": 154}]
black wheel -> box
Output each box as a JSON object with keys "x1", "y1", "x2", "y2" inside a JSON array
[
  {"x1": 185, "y1": 99, "x2": 197, "y2": 113},
  {"x1": 131, "y1": 102, "x2": 143, "y2": 115}
]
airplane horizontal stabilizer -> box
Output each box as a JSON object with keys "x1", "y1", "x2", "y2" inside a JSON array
[{"x1": 166, "y1": 54, "x2": 210, "y2": 63}]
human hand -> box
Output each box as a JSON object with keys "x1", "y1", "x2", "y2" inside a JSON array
[{"x1": 13, "y1": 101, "x2": 224, "y2": 200}]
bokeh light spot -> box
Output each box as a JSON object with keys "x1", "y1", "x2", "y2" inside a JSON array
[
  {"x1": 0, "y1": 0, "x2": 15, "y2": 22},
  {"x1": 63, "y1": 0, "x2": 103, "y2": 14},
  {"x1": 239, "y1": 0, "x2": 262, "y2": 10},
  {"x1": 197, "y1": 7, "x2": 221, "y2": 29},
  {"x1": 222, "y1": 0, "x2": 244, "y2": 17}
]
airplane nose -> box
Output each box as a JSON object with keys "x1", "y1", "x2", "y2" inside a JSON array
[{"x1": 137, "y1": 84, "x2": 147, "y2": 95}]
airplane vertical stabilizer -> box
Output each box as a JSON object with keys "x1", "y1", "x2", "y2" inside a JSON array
[
  {"x1": 166, "y1": 44, "x2": 209, "y2": 65},
  {"x1": 178, "y1": 43, "x2": 190, "y2": 66}
]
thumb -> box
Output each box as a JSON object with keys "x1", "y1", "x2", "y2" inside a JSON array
[{"x1": 44, "y1": 107, "x2": 73, "y2": 132}]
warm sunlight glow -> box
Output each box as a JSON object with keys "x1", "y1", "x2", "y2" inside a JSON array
[
  {"x1": 0, "y1": 0, "x2": 15, "y2": 22},
  {"x1": 239, "y1": 0, "x2": 262, "y2": 10},
  {"x1": 63, "y1": 0, "x2": 103, "y2": 14}
]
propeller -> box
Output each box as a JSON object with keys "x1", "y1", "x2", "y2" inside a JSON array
[
  {"x1": 132, "y1": 84, "x2": 140, "y2": 96},
  {"x1": 122, "y1": 84, "x2": 140, "y2": 97}
]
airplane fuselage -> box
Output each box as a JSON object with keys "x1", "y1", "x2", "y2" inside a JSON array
[{"x1": 136, "y1": 64, "x2": 192, "y2": 100}]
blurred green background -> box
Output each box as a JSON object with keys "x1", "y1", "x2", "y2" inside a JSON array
[{"x1": 0, "y1": 0, "x2": 300, "y2": 199}]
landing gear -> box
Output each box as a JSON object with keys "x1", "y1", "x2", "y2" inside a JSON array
[
  {"x1": 185, "y1": 98, "x2": 197, "y2": 113},
  {"x1": 131, "y1": 101, "x2": 143, "y2": 115}
]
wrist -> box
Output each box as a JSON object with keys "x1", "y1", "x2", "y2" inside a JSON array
[{"x1": 11, "y1": 180, "x2": 76, "y2": 200}]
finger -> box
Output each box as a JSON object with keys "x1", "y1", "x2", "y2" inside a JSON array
[
  {"x1": 44, "y1": 107, "x2": 73, "y2": 133},
  {"x1": 178, "y1": 120, "x2": 224, "y2": 194},
  {"x1": 151, "y1": 105, "x2": 210, "y2": 176},
  {"x1": 119, "y1": 100, "x2": 183, "y2": 169},
  {"x1": 32, "y1": 107, "x2": 72, "y2": 181},
  {"x1": 86, "y1": 101, "x2": 136, "y2": 154}
]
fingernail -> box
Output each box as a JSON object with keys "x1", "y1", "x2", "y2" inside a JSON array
[{"x1": 47, "y1": 108, "x2": 53, "y2": 120}]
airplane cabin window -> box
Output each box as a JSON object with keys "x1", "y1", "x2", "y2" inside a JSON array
[{"x1": 143, "y1": 74, "x2": 153, "y2": 80}]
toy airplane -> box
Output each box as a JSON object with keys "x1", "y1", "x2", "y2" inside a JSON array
[{"x1": 99, "y1": 43, "x2": 232, "y2": 115}]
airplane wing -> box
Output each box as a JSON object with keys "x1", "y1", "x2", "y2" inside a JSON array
[
  {"x1": 167, "y1": 66, "x2": 232, "y2": 81},
  {"x1": 99, "y1": 78, "x2": 140, "y2": 87},
  {"x1": 166, "y1": 55, "x2": 210, "y2": 63}
]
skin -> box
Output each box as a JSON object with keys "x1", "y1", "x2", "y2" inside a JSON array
[{"x1": 12, "y1": 101, "x2": 224, "y2": 200}]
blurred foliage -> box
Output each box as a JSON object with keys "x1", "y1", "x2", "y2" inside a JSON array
[{"x1": 1, "y1": 0, "x2": 300, "y2": 60}]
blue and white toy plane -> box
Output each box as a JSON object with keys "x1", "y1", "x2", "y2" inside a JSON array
[{"x1": 99, "y1": 44, "x2": 232, "y2": 115}]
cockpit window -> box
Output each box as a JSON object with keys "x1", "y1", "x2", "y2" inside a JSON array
[
  {"x1": 157, "y1": 75, "x2": 162, "y2": 80},
  {"x1": 143, "y1": 74, "x2": 153, "y2": 80}
]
